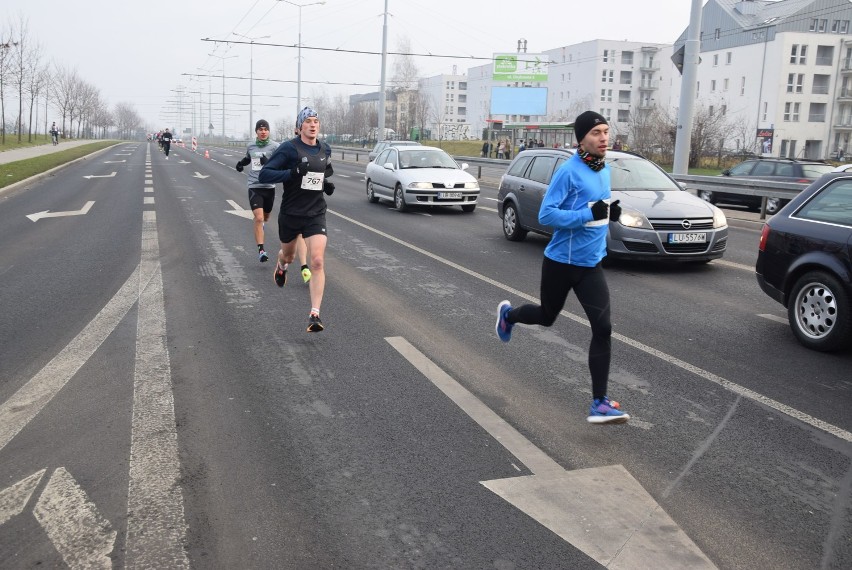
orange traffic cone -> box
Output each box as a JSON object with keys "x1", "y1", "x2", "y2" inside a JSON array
[{"x1": 204, "y1": 149, "x2": 210, "y2": 159}]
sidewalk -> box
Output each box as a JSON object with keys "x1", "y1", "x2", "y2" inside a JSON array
[{"x1": 0, "y1": 139, "x2": 103, "y2": 165}]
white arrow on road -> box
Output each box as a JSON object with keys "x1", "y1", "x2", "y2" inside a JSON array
[
  {"x1": 27, "y1": 200, "x2": 95, "y2": 222},
  {"x1": 178, "y1": 160, "x2": 191, "y2": 164},
  {"x1": 83, "y1": 172, "x2": 116, "y2": 179},
  {"x1": 193, "y1": 172, "x2": 209, "y2": 179},
  {"x1": 386, "y1": 336, "x2": 717, "y2": 569},
  {"x1": 225, "y1": 199, "x2": 253, "y2": 219},
  {"x1": 103, "y1": 160, "x2": 126, "y2": 163},
  {"x1": 0, "y1": 469, "x2": 45, "y2": 525}
]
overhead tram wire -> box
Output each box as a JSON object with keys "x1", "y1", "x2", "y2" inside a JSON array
[{"x1": 182, "y1": 72, "x2": 380, "y2": 88}]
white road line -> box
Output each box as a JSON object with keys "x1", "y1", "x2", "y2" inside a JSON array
[
  {"x1": 758, "y1": 313, "x2": 788, "y2": 324},
  {"x1": 329, "y1": 209, "x2": 852, "y2": 443},
  {"x1": 125, "y1": 167, "x2": 189, "y2": 567},
  {"x1": 34, "y1": 468, "x2": 116, "y2": 569},
  {"x1": 143, "y1": 197, "x2": 155, "y2": 204},
  {"x1": 712, "y1": 258, "x2": 754, "y2": 271}
]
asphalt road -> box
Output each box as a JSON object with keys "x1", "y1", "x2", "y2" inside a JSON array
[{"x1": 0, "y1": 142, "x2": 850, "y2": 569}]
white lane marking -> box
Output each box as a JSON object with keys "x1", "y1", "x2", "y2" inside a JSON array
[
  {"x1": 226, "y1": 199, "x2": 254, "y2": 219},
  {"x1": 712, "y1": 258, "x2": 754, "y2": 271},
  {"x1": 386, "y1": 337, "x2": 716, "y2": 569},
  {"x1": 34, "y1": 468, "x2": 116, "y2": 569},
  {"x1": 145, "y1": 188, "x2": 153, "y2": 193},
  {"x1": 483, "y1": 196, "x2": 499, "y2": 202},
  {"x1": 27, "y1": 201, "x2": 95, "y2": 222},
  {"x1": 83, "y1": 172, "x2": 117, "y2": 179},
  {"x1": 124, "y1": 207, "x2": 189, "y2": 567},
  {"x1": 0, "y1": 469, "x2": 45, "y2": 525},
  {"x1": 479, "y1": 205, "x2": 497, "y2": 213},
  {"x1": 758, "y1": 313, "x2": 788, "y2": 324},
  {"x1": 329, "y1": 209, "x2": 852, "y2": 443},
  {"x1": 0, "y1": 267, "x2": 145, "y2": 452},
  {"x1": 143, "y1": 197, "x2": 155, "y2": 204}
]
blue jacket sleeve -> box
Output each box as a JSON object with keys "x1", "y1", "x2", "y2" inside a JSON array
[
  {"x1": 258, "y1": 143, "x2": 296, "y2": 184},
  {"x1": 538, "y1": 167, "x2": 594, "y2": 229}
]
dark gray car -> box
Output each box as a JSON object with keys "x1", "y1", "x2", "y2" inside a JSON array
[{"x1": 497, "y1": 148, "x2": 729, "y2": 262}]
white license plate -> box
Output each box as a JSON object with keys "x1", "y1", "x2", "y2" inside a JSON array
[
  {"x1": 438, "y1": 192, "x2": 462, "y2": 199},
  {"x1": 668, "y1": 232, "x2": 707, "y2": 243}
]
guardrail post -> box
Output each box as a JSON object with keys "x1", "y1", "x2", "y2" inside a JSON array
[{"x1": 477, "y1": 165, "x2": 482, "y2": 179}]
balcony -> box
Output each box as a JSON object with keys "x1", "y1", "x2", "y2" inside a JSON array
[
  {"x1": 842, "y1": 58, "x2": 852, "y2": 72},
  {"x1": 838, "y1": 88, "x2": 852, "y2": 100},
  {"x1": 639, "y1": 62, "x2": 659, "y2": 72},
  {"x1": 638, "y1": 81, "x2": 658, "y2": 91},
  {"x1": 835, "y1": 118, "x2": 852, "y2": 130}
]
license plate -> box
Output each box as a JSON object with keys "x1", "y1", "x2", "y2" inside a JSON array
[
  {"x1": 438, "y1": 192, "x2": 462, "y2": 199},
  {"x1": 668, "y1": 232, "x2": 707, "y2": 243}
]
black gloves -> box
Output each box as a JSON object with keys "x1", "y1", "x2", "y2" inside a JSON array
[
  {"x1": 591, "y1": 199, "x2": 609, "y2": 221},
  {"x1": 323, "y1": 181, "x2": 335, "y2": 196},
  {"x1": 292, "y1": 160, "x2": 308, "y2": 178},
  {"x1": 609, "y1": 199, "x2": 621, "y2": 221},
  {"x1": 325, "y1": 163, "x2": 334, "y2": 177},
  {"x1": 259, "y1": 155, "x2": 268, "y2": 166},
  {"x1": 236, "y1": 156, "x2": 251, "y2": 172}
]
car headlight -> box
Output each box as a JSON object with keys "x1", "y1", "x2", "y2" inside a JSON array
[
  {"x1": 463, "y1": 182, "x2": 479, "y2": 189},
  {"x1": 408, "y1": 182, "x2": 432, "y2": 189},
  {"x1": 711, "y1": 205, "x2": 727, "y2": 228},
  {"x1": 617, "y1": 205, "x2": 653, "y2": 229}
]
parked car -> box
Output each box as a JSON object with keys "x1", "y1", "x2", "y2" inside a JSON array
[
  {"x1": 367, "y1": 140, "x2": 421, "y2": 162},
  {"x1": 365, "y1": 146, "x2": 479, "y2": 212},
  {"x1": 699, "y1": 157, "x2": 835, "y2": 215},
  {"x1": 755, "y1": 172, "x2": 852, "y2": 351},
  {"x1": 497, "y1": 148, "x2": 728, "y2": 262}
]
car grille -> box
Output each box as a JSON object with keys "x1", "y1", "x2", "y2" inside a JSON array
[
  {"x1": 662, "y1": 242, "x2": 711, "y2": 253},
  {"x1": 623, "y1": 240, "x2": 659, "y2": 253},
  {"x1": 710, "y1": 238, "x2": 727, "y2": 252},
  {"x1": 431, "y1": 182, "x2": 467, "y2": 189},
  {"x1": 651, "y1": 219, "x2": 715, "y2": 231}
]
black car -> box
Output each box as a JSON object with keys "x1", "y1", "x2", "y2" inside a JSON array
[
  {"x1": 755, "y1": 171, "x2": 852, "y2": 351},
  {"x1": 699, "y1": 157, "x2": 834, "y2": 215}
]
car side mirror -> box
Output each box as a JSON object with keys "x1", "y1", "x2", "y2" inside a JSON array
[
  {"x1": 677, "y1": 181, "x2": 687, "y2": 190},
  {"x1": 722, "y1": 169, "x2": 731, "y2": 176},
  {"x1": 460, "y1": 163, "x2": 469, "y2": 171},
  {"x1": 383, "y1": 162, "x2": 395, "y2": 171}
]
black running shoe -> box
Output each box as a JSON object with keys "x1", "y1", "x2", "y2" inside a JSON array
[
  {"x1": 307, "y1": 313, "x2": 324, "y2": 332},
  {"x1": 274, "y1": 263, "x2": 287, "y2": 287}
]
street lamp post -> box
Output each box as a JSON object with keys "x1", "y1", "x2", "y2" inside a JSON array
[
  {"x1": 278, "y1": 0, "x2": 326, "y2": 117},
  {"x1": 234, "y1": 33, "x2": 271, "y2": 135},
  {"x1": 208, "y1": 53, "x2": 237, "y2": 142}
]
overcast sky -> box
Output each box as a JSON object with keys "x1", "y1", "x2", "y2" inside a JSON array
[{"x1": 3, "y1": 0, "x2": 698, "y2": 137}]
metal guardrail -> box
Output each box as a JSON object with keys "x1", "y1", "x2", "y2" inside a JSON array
[{"x1": 331, "y1": 146, "x2": 807, "y2": 220}]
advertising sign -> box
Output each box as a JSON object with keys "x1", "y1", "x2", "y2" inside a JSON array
[{"x1": 492, "y1": 53, "x2": 549, "y2": 82}]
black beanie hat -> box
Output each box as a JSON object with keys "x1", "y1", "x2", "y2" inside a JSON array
[
  {"x1": 255, "y1": 119, "x2": 270, "y2": 131},
  {"x1": 574, "y1": 111, "x2": 608, "y2": 143}
]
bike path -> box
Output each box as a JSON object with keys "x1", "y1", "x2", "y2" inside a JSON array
[{"x1": 0, "y1": 140, "x2": 99, "y2": 165}]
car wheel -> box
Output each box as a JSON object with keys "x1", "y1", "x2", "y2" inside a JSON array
[
  {"x1": 698, "y1": 190, "x2": 715, "y2": 204},
  {"x1": 366, "y1": 180, "x2": 379, "y2": 203},
  {"x1": 394, "y1": 184, "x2": 408, "y2": 212},
  {"x1": 461, "y1": 204, "x2": 476, "y2": 213},
  {"x1": 502, "y1": 202, "x2": 528, "y2": 241},
  {"x1": 765, "y1": 197, "x2": 784, "y2": 215},
  {"x1": 787, "y1": 271, "x2": 852, "y2": 352}
]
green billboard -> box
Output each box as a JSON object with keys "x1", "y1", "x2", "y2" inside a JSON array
[{"x1": 492, "y1": 53, "x2": 549, "y2": 82}]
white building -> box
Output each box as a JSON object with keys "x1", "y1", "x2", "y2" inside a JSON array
[
  {"x1": 417, "y1": 71, "x2": 472, "y2": 140},
  {"x1": 675, "y1": 0, "x2": 852, "y2": 159}
]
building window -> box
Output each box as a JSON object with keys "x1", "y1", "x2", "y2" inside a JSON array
[
  {"x1": 788, "y1": 73, "x2": 804, "y2": 93},
  {"x1": 810, "y1": 19, "x2": 818, "y2": 32},
  {"x1": 459, "y1": 82, "x2": 467, "y2": 90},
  {"x1": 816, "y1": 45, "x2": 834, "y2": 65},
  {"x1": 619, "y1": 70, "x2": 632, "y2": 85},
  {"x1": 621, "y1": 51, "x2": 633, "y2": 65},
  {"x1": 763, "y1": 102, "x2": 768, "y2": 121},
  {"x1": 619, "y1": 90, "x2": 631, "y2": 104},
  {"x1": 808, "y1": 102, "x2": 826, "y2": 122},
  {"x1": 726, "y1": 51, "x2": 732, "y2": 64},
  {"x1": 602, "y1": 70, "x2": 613, "y2": 83},
  {"x1": 709, "y1": 105, "x2": 714, "y2": 116},
  {"x1": 711, "y1": 79, "x2": 716, "y2": 92},
  {"x1": 715, "y1": 28, "x2": 721, "y2": 40},
  {"x1": 813, "y1": 74, "x2": 830, "y2": 95},
  {"x1": 600, "y1": 89, "x2": 612, "y2": 102},
  {"x1": 842, "y1": 21, "x2": 850, "y2": 34},
  {"x1": 721, "y1": 105, "x2": 727, "y2": 116},
  {"x1": 791, "y1": 44, "x2": 807, "y2": 64},
  {"x1": 819, "y1": 19, "x2": 827, "y2": 33},
  {"x1": 603, "y1": 49, "x2": 609, "y2": 62},
  {"x1": 713, "y1": 54, "x2": 719, "y2": 66},
  {"x1": 617, "y1": 109, "x2": 629, "y2": 122},
  {"x1": 792, "y1": 102, "x2": 800, "y2": 121},
  {"x1": 833, "y1": 20, "x2": 840, "y2": 33},
  {"x1": 784, "y1": 102, "x2": 792, "y2": 121},
  {"x1": 723, "y1": 78, "x2": 729, "y2": 91},
  {"x1": 741, "y1": 76, "x2": 746, "y2": 95}
]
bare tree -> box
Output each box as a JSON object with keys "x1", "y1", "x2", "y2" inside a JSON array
[
  {"x1": 412, "y1": 90, "x2": 432, "y2": 140},
  {"x1": 10, "y1": 14, "x2": 30, "y2": 142},
  {"x1": 391, "y1": 37, "x2": 419, "y2": 92},
  {"x1": 23, "y1": 43, "x2": 46, "y2": 142},
  {"x1": 53, "y1": 65, "x2": 80, "y2": 138},
  {"x1": 113, "y1": 102, "x2": 141, "y2": 139},
  {"x1": 0, "y1": 21, "x2": 17, "y2": 144}
]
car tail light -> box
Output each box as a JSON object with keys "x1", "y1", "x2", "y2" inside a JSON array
[
  {"x1": 796, "y1": 178, "x2": 809, "y2": 183},
  {"x1": 759, "y1": 224, "x2": 770, "y2": 251}
]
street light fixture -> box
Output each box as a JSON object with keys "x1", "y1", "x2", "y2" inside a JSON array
[
  {"x1": 208, "y1": 53, "x2": 238, "y2": 142},
  {"x1": 234, "y1": 33, "x2": 271, "y2": 135},
  {"x1": 278, "y1": 0, "x2": 326, "y2": 117}
]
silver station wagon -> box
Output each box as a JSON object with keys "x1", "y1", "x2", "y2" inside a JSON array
[{"x1": 497, "y1": 148, "x2": 728, "y2": 262}]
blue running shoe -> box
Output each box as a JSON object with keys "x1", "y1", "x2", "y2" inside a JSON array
[
  {"x1": 258, "y1": 249, "x2": 269, "y2": 263},
  {"x1": 495, "y1": 300, "x2": 514, "y2": 342},
  {"x1": 587, "y1": 398, "x2": 630, "y2": 424}
]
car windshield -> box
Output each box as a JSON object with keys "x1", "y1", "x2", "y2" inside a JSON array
[
  {"x1": 398, "y1": 149, "x2": 458, "y2": 169},
  {"x1": 607, "y1": 157, "x2": 680, "y2": 191},
  {"x1": 800, "y1": 164, "x2": 835, "y2": 179}
]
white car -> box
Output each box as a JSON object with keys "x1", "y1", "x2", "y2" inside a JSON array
[{"x1": 365, "y1": 146, "x2": 480, "y2": 213}]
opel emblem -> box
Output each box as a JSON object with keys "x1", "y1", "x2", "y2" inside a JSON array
[{"x1": 681, "y1": 219, "x2": 692, "y2": 229}]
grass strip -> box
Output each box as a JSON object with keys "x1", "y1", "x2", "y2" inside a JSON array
[{"x1": 0, "y1": 141, "x2": 118, "y2": 189}]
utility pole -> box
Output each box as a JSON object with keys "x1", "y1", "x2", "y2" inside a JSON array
[
  {"x1": 234, "y1": 33, "x2": 270, "y2": 135},
  {"x1": 208, "y1": 53, "x2": 237, "y2": 142},
  {"x1": 377, "y1": 0, "x2": 389, "y2": 141},
  {"x1": 673, "y1": 0, "x2": 703, "y2": 174}
]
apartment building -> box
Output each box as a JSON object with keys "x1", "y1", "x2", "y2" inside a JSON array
[
  {"x1": 675, "y1": 0, "x2": 852, "y2": 158},
  {"x1": 417, "y1": 71, "x2": 471, "y2": 140}
]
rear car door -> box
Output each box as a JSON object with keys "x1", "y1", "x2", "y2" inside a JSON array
[{"x1": 523, "y1": 155, "x2": 559, "y2": 233}]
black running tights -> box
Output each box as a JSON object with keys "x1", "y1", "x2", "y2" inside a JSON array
[{"x1": 508, "y1": 256, "x2": 612, "y2": 400}]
